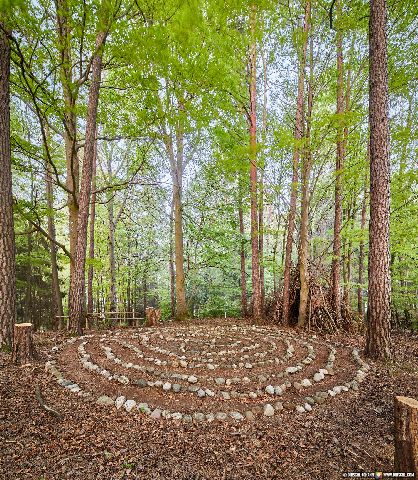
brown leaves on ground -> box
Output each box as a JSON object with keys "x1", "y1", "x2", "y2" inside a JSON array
[{"x1": 0, "y1": 323, "x2": 417, "y2": 480}]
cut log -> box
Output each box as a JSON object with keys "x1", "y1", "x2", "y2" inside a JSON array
[
  {"x1": 145, "y1": 307, "x2": 161, "y2": 327},
  {"x1": 394, "y1": 396, "x2": 418, "y2": 474},
  {"x1": 12, "y1": 323, "x2": 37, "y2": 365}
]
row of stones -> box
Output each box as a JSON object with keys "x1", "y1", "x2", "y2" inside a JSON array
[
  {"x1": 131, "y1": 331, "x2": 290, "y2": 368},
  {"x1": 80, "y1": 337, "x2": 341, "y2": 403},
  {"x1": 48, "y1": 334, "x2": 370, "y2": 422},
  {"x1": 95, "y1": 339, "x2": 321, "y2": 399}
]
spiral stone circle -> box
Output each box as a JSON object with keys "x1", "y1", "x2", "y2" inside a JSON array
[{"x1": 45, "y1": 323, "x2": 370, "y2": 422}]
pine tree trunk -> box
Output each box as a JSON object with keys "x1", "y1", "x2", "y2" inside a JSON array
[
  {"x1": 87, "y1": 135, "x2": 97, "y2": 324},
  {"x1": 282, "y1": 0, "x2": 310, "y2": 325},
  {"x1": 238, "y1": 201, "x2": 248, "y2": 317},
  {"x1": 298, "y1": 32, "x2": 313, "y2": 328},
  {"x1": 249, "y1": 4, "x2": 261, "y2": 322},
  {"x1": 331, "y1": 0, "x2": 344, "y2": 324},
  {"x1": 0, "y1": 23, "x2": 15, "y2": 349},
  {"x1": 365, "y1": 0, "x2": 392, "y2": 359},
  {"x1": 69, "y1": 28, "x2": 107, "y2": 335}
]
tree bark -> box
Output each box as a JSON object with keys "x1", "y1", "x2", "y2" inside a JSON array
[
  {"x1": 394, "y1": 396, "x2": 418, "y2": 474},
  {"x1": 69, "y1": 27, "x2": 107, "y2": 335},
  {"x1": 298, "y1": 31, "x2": 313, "y2": 328},
  {"x1": 249, "y1": 4, "x2": 261, "y2": 322},
  {"x1": 0, "y1": 23, "x2": 15, "y2": 349},
  {"x1": 331, "y1": 0, "x2": 344, "y2": 324},
  {"x1": 44, "y1": 127, "x2": 64, "y2": 328},
  {"x1": 259, "y1": 47, "x2": 268, "y2": 312},
  {"x1": 282, "y1": 0, "x2": 310, "y2": 325},
  {"x1": 173, "y1": 114, "x2": 188, "y2": 321},
  {"x1": 238, "y1": 200, "x2": 248, "y2": 317},
  {"x1": 358, "y1": 177, "x2": 367, "y2": 318},
  {"x1": 169, "y1": 195, "x2": 176, "y2": 318},
  {"x1": 87, "y1": 134, "x2": 97, "y2": 322},
  {"x1": 55, "y1": 0, "x2": 79, "y2": 290},
  {"x1": 365, "y1": 0, "x2": 392, "y2": 359}
]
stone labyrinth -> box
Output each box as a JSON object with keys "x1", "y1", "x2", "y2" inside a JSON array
[{"x1": 45, "y1": 324, "x2": 370, "y2": 423}]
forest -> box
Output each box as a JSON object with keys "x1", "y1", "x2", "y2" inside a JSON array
[{"x1": 0, "y1": 0, "x2": 417, "y2": 479}]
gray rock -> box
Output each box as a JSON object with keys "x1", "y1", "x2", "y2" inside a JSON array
[
  {"x1": 263, "y1": 404, "x2": 274, "y2": 417},
  {"x1": 162, "y1": 382, "x2": 172, "y2": 391},
  {"x1": 171, "y1": 412, "x2": 183, "y2": 420},
  {"x1": 197, "y1": 389, "x2": 206, "y2": 398},
  {"x1": 274, "y1": 401, "x2": 283, "y2": 411},
  {"x1": 265, "y1": 385, "x2": 275, "y2": 395},
  {"x1": 150, "y1": 408, "x2": 162, "y2": 419},
  {"x1": 221, "y1": 391, "x2": 230, "y2": 400},
  {"x1": 133, "y1": 379, "x2": 148, "y2": 388},
  {"x1": 172, "y1": 383, "x2": 182, "y2": 393},
  {"x1": 215, "y1": 377, "x2": 225, "y2": 385},
  {"x1": 187, "y1": 375, "x2": 198, "y2": 383},
  {"x1": 230, "y1": 411, "x2": 244, "y2": 421},
  {"x1": 96, "y1": 395, "x2": 114, "y2": 406},
  {"x1": 296, "y1": 405, "x2": 306, "y2": 413},
  {"x1": 206, "y1": 413, "x2": 215, "y2": 422},
  {"x1": 183, "y1": 414, "x2": 192, "y2": 422},
  {"x1": 305, "y1": 396, "x2": 315, "y2": 405},
  {"x1": 193, "y1": 412, "x2": 205, "y2": 422},
  {"x1": 215, "y1": 412, "x2": 228, "y2": 421}
]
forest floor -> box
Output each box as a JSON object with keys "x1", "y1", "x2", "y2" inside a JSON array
[{"x1": 0, "y1": 318, "x2": 417, "y2": 480}]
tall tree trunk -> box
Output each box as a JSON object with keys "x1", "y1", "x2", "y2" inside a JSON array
[
  {"x1": 169, "y1": 195, "x2": 176, "y2": 318},
  {"x1": 55, "y1": 0, "x2": 79, "y2": 292},
  {"x1": 259, "y1": 47, "x2": 268, "y2": 312},
  {"x1": 238, "y1": 199, "x2": 248, "y2": 317},
  {"x1": 0, "y1": 23, "x2": 15, "y2": 349},
  {"x1": 108, "y1": 196, "x2": 117, "y2": 317},
  {"x1": 249, "y1": 4, "x2": 261, "y2": 322},
  {"x1": 173, "y1": 114, "x2": 188, "y2": 321},
  {"x1": 365, "y1": 0, "x2": 392, "y2": 359},
  {"x1": 298, "y1": 31, "x2": 313, "y2": 328},
  {"x1": 87, "y1": 136, "x2": 97, "y2": 321},
  {"x1": 331, "y1": 0, "x2": 344, "y2": 323},
  {"x1": 69, "y1": 27, "x2": 107, "y2": 335},
  {"x1": 358, "y1": 175, "x2": 367, "y2": 318},
  {"x1": 282, "y1": 0, "x2": 310, "y2": 325},
  {"x1": 44, "y1": 126, "x2": 64, "y2": 329}
]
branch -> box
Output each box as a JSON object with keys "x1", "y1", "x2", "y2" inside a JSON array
[{"x1": 35, "y1": 385, "x2": 61, "y2": 418}]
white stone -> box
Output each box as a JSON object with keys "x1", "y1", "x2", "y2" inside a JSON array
[
  {"x1": 163, "y1": 382, "x2": 172, "y2": 391},
  {"x1": 115, "y1": 396, "x2": 126, "y2": 409},
  {"x1": 187, "y1": 375, "x2": 198, "y2": 383},
  {"x1": 313, "y1": 372, "x2": 324, "y2": 382},
  {"x1": 304, "y1": 403, "x2": 312, "y2": 411},
  {"x1": 274, "y1": 386, "x2": 283, "y2": 395},
  {"x1": 263, "y1": 404, "x2": 275, "y2": 417},
  {"x1": 301, "y1": 378, "x2": 312, "y2": 388},
  {"x1": 265, "y1": 385, "x2": 275, "y2": 395},
  {"x1": 124, "y1": 400, "x2": 136, "y2": 412},
  {"x1": 230, "y1": 411, "x2": 244, "y2": 421},
  {"x1": 296, "y1": 406, "x2": 306, "y2": 413}
]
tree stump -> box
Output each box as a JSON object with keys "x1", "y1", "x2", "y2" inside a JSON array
[
  {"x1": 12, "y1": 323, "x2": 37, "y2": 365},
  {"x1": 145, "y1": 307, "x2": 161, "y2": 327},
  {"x1": 394, "y1": 396, "x2": 418, "y2": 474}
]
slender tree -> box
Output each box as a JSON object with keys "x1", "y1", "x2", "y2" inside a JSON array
[
  {"x1": 282, "y1": 0, "x2": 310, "y2": 325},
  {"x1": 87, "y1": 134, "x2": 97, "y2": 321},
  {"x1": 331, "y1": 0, "x2": 344, "y2": 323},
  {"x1": 0, "y1": 22, "x2": 16, "y2": 348},
  {"x1": 298, "y1": 31, "x2": 313, "y2": 327},
  {"x1": 249, "y1": 3, "x2": 262, "y2": 321},
  {"x1": 69, "y1": 17, "x2": 109, "y2": 334},
  {"x1": 365, "y1": 0, "x2": 392, "y2": 359}
]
